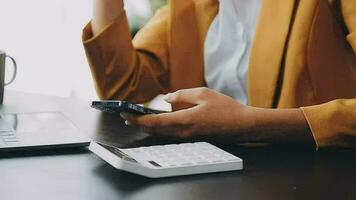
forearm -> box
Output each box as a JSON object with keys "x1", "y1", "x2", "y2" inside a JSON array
[
  {"x1": 92, "y1": 0, "x2": 124, "y2": 36},
  {"x1": 84, "y1": 2, "x2": 171, "y2": 102},
  {"x1": 241, "y1": 107, "x2": 314, "y2": 144}
]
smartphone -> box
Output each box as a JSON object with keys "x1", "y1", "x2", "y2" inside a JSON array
[{"x1": 91, "y1": 100, "x2": 168, "y2": 115}]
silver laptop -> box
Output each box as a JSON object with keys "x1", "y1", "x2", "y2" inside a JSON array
[{"x1": 0, "y1": 112, "x2": 90, "y2": 151}]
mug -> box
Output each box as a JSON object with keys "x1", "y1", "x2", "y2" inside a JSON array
[{"x1": 0, "y1": 50, "x2": 17, "y2": 104}]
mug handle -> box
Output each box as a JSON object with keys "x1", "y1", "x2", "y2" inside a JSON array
[{"x1": 4, "y1": 55, "x2": 17, "y2": 86}]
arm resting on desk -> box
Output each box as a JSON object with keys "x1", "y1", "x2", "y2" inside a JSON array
[{"x1": 121, "y1": 88, "x2": 356, "y2": 149}]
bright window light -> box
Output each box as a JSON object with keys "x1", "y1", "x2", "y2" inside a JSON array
[{"x1": 0, "y1": 0, "x2": 152, "y2": 100}]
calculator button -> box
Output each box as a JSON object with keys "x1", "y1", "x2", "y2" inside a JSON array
[
  {"x1": 179, "y1": 162, "x2": 193, "y2": 166},
  {"x1": 131, "y1": 149, "x2": 141, "y2": 153},
  {"x1": 192, "y1": 157, "x2": 205, "y2": 161},
  {"x1": 208, "y1": 156, "x2": 224, "y2": 162},
  {"x1": 0, "y1": 132, "x2": 15, "y2": 136},
  {"x1": 0, "y1": 138, "x2": 6, "y2": 146},
  {"x1": 196, "y1": 161, "x2": 210, "y2": 165},
  {"x1": 5, "y1": 140, "x2": 20, "y2": 146},
  {"x1": 148, "y1": 160, "x2": 161, "y2": 167},
  {"x1": 3, "y1": 136, "x2": 19, "y2": 143},
  {"x1": 111, "y1": 142, "x2": 243, "y2": 176}
]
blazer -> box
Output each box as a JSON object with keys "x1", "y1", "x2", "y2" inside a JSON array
[{"x1": 83, "y1": 0, "x2": 356, "y2": 148}]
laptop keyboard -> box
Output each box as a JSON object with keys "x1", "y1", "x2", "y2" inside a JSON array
[
  {"x1": 0, "y1": 115, "x2": 19, "y2": 147},
  {"x1": 0, "y1": 132, "x2": 19, "y2": 147},
  {"x1": 0, "y1": 112, "x2": 91, "y2": 150}
]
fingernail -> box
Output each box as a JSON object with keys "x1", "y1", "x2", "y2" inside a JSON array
[{"x1": 163, "y1": 93, "x2": 173, "y2": 102}]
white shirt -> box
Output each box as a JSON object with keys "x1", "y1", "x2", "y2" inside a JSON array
[{"x1": 204, "y1": 0, "x2": 262, "y2": 105}]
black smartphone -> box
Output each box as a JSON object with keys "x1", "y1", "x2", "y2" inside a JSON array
[{"x1": 91, "y1": 100, "x2": 168, "y2": 115}]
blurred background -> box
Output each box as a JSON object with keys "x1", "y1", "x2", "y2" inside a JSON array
[{"x1": 0, "y1": 0, "x2": 166, "y2": 100}]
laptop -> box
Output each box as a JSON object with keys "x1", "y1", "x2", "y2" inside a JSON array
[{"x1": 0, "y1": 111, "x2": 90, "y2": 151}]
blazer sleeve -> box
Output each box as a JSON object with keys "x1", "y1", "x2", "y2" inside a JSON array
[
  {"x1": 82, "y1": 6, "x2": 170, "y2": 103},
  {"x1": 301, "y1": 99, "x2": 356, "y2": 149},
  {"x1": 341, "y1": 0, "x2": 356, "y2": 53}
]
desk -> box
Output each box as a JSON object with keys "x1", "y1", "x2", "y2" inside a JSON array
[{"x1": 0, "y1": 91, "x2": 355, "y2": 200}]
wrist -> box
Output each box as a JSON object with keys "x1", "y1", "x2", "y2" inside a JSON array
[
  {"x1": 237, "y1": 107, "x2": 313, "y2": 144},
  {"x1": 241, "y1": 106, "x2": 259, "y2": 133},
  {"x1": 231, "y1": 103, "x2": 258, "y2": 135}
]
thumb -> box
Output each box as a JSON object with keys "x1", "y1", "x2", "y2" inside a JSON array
[{"x1": 163, "y1": 88, "x2": 208, "y2": 105}]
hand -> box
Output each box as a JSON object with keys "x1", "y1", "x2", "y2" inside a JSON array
[{"x1": 120, "y1": 87, "x2": 255, "y2": 139}]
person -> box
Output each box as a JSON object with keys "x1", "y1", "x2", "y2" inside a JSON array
[{"x1": 82, "y1": 0, "x2": 356, "y2": 149}]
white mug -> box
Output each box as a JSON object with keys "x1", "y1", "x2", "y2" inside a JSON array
[{"x1": 0, "y1": 50, "x2": 17, "y2": 104}]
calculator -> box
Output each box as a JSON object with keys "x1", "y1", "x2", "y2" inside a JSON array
[{"x1": 89, "y1": 141, "x2": 243, "y2": 178}]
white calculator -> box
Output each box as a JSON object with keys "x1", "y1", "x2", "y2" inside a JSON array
[{"x1": 89, "y1": 141, "x2": 243, "y2": 178}]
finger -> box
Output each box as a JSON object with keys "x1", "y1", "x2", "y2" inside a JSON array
[
  {"x1": 140, "y1": 124, "x2": 182, "y2": 136},
  {"x1": 163, "y1": 87, "x2": 212, "y2": 105},
  {"x1": 120, "y1": 112, "x2": 140, "y2": 122},
  {"x1": 122, "y1": 111, "x2": 197, "y2": 138},
  {"x1": 121, "y1": 110, "x2": 192, "y2": 129}
]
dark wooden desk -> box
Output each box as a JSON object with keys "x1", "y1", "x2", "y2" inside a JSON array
[{"x1": 0, "y1": 91, "x2": 355, "y2": 200}]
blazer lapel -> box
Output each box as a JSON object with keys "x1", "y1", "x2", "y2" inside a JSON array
[{"x1": 248, "y1": 0, "x2": 297, "y2": 107}]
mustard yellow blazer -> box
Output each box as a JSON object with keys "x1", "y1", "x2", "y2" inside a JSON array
[{"x1": 83, "y1": 0, "x2": 356, "y2": 148}]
